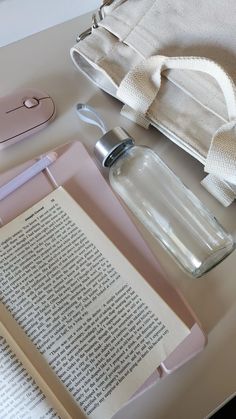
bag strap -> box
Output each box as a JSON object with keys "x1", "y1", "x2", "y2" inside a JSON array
[
  {"x1": 117, "y1": 55, "x2": 236, "y2": 205},
  {"x1": 201, "y1": 174, "x2": 236, "y2": 207}
]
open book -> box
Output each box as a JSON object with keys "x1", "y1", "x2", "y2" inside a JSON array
[{"x1": 0, "y1": 186, "x2": 190, "y2": 419}]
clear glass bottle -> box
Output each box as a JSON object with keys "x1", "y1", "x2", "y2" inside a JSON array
[{"x1": 94, "y1": 128, "x2": 234, "y2": 277}]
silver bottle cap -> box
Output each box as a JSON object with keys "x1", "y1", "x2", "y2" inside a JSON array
[{"x1": 94, "y1": 127, "x2": 134, "y2": 167}]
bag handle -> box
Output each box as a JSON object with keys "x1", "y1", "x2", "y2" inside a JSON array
[
  {"x1": 117, "y1": 55, "x2": 236, "y2": 204},
  {"x1": 118, "y1": 55, "x2": 236, "y2": 121}
]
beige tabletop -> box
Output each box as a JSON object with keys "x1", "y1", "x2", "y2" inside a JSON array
[{"x1": 0, "y1": 11, "x2": 235, "y2": 419}]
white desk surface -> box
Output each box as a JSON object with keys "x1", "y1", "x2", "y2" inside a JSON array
[{"x1": 0, "y1": 12, "x2": 235, "y2": 419}]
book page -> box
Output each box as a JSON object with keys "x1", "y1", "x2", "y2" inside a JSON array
[
  {"x1": 0, "y1": 337, "x2": 58, "y2": 419},
  {"x1": 0, "y1": 187, "x2": 190, "y2": 418}
]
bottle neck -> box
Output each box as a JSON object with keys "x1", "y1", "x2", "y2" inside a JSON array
[
  {"x1": 105, "y1": 142, "x2": 134, "y2": 167},
  {"x1": 94, "y1": 127, "x2": 135, "y2": 167}
]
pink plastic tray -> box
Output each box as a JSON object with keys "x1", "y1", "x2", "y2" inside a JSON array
[{"x1": 0, "y1": 141, "x2": 207, "y2": 393}]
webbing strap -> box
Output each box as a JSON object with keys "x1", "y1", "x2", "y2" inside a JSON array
[{"x1": 117, "y1": 55, "x2": 236, "y2": 205}]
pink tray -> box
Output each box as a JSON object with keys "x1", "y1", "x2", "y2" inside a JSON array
[{"x1": 0, "y1": 141, "x2": 207, "y2": 393}]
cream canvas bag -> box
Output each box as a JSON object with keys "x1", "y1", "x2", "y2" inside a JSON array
[{"x1": 71, "y1": 0, "x2": 236, "y2": 206}]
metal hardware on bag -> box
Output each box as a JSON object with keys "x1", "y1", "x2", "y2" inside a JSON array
[
  {"x1": 100, "y1": 0, "x2": 115, "y2": 16},
  {"x1": 76, "y1": 27, "x2": 92, "y2": 42},
  {"x1": 92, "y1": 13, "x2": 99, "y2": 29},
  {"x1": 76, "y1": 0, "x2": 115, "y2": 43}
]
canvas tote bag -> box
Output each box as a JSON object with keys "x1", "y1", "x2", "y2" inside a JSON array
[{"x1": 71, "y1": 0, "x2": 236, "y2": 206}]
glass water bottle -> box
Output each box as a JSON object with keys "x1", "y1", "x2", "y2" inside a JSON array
[{"x1": 94, "y1": 128, "x2": 234, "y2": 277}]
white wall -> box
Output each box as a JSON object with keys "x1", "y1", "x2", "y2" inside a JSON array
[{"x1": 0, "y1": 0, "x2": 100, "y2": 47}]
